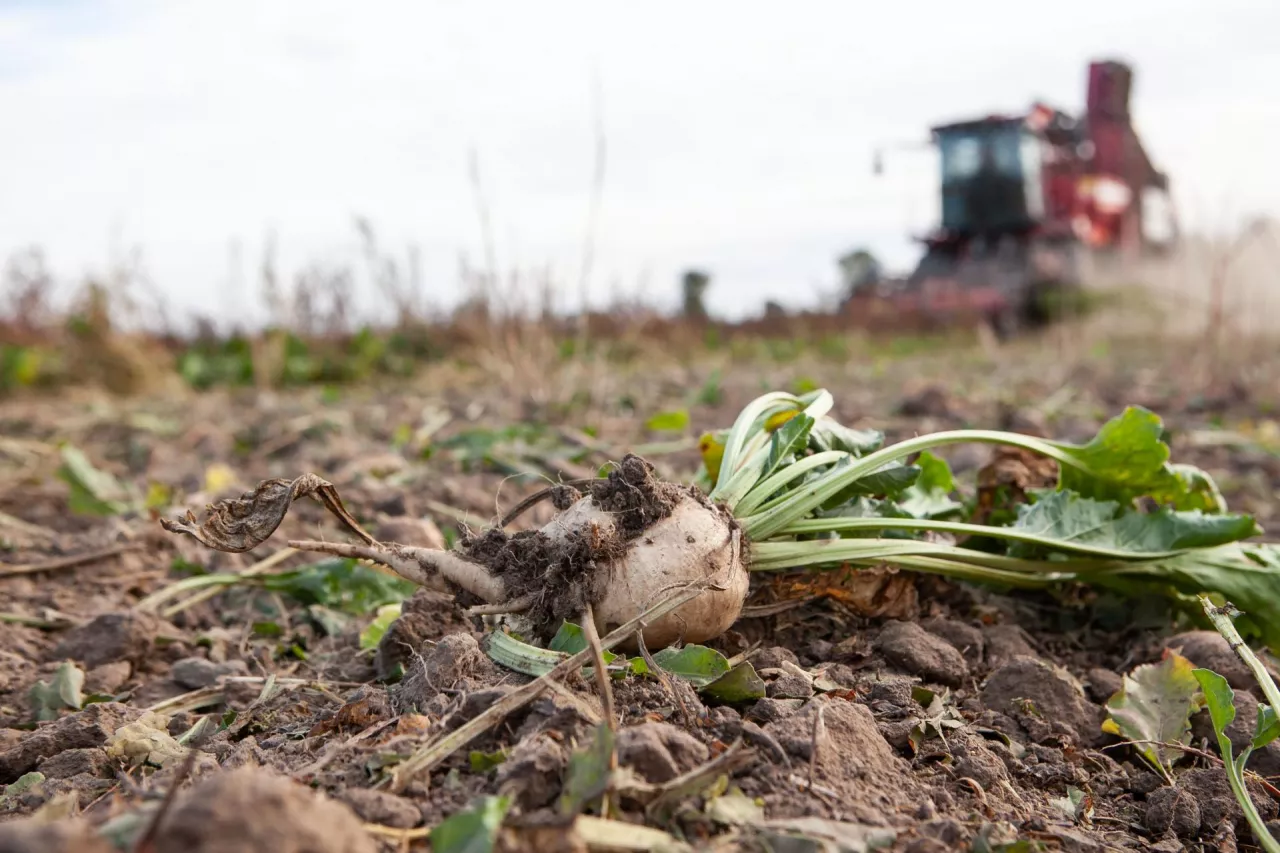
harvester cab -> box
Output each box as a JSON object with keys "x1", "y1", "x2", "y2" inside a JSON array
[{"x1": 852, "y1": 59, "x2": 1177, "y2": 338}]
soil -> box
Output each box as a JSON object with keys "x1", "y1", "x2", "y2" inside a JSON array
[{"x1": 2, "y1": 339, "x2": 1280, "y2": 851}]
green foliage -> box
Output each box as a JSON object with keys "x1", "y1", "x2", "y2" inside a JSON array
[
  {"x1": 430, "y1": 795, "x2": 511, "y2": 853},
  {"x1": 560, "y1": 722, "x2": 615, "y2": 815},
  {"x1": 897, "y1": 451, "x2": 962, "y2": 519},
  {"x1": 701, "y1": 661, "x2": 766, "y2": 703},
  {"x1": 359, "y1": 603, "x2": 403, "y2": 650},
  {"x1": 56, "y1": 445, "x2": 133, "y2": 516},
  {"x1": 1049, "y1": 407, "x2": 1225, "y2": 512},
  {"x1": 649, "y1": 645, "x2": 731, "y2": 687},
  {"x1": 1008, "y1": 491, "x2": 1260, "y2": 558},
  {"x1": 645, "y1": 409, "x2": 691, "y2": 433},
  {"x1": 468, "y1": 749, "x2": 508, "y2": 773},
  {"x1": 261, "y1": 558, "x2": 416, "y2": 616},
  {"x1": 1191, "y1": 668, "x2": 1280, "y2": 853}
]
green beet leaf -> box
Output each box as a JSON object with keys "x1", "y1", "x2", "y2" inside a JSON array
[
  {"x1": 808, "y1": 418, "x2": 885, "y2": 456},
  {"x1": 649, "y1": 644, "x2": 731, "y2": 688},
  {"x1": 897, "y1": 451, "x2": 963, "y2": 519},
  {"x1": 1047, "y1": 407, "x2": 1227, "y2": 512},
  {"x1": 1133, "y1": 544, "x2": 1280, "y2": 650},
  {"x1": 1007, "y1": 491, "x2": 1260, "y2": 559},
  {"x1": 701, "y1": 661, "x2": 767, "y2": 703},
  {"x1": 761, "y1": 413, "x2": 815, "y2": 483}
]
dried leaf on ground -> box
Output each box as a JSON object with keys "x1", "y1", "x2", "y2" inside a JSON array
[
  {"x1": 160, "y1": 473, "x2": 375, "y2": 553},
  {"x1": 1102, "y1": 649, "x2": 1203, "y2": 781}
]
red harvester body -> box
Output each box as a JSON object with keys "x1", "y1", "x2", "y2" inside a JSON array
[{"x1": 847, "y1": 59, "x2": 1177, "y2": 337}]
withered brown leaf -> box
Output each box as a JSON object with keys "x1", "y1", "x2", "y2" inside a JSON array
[{"x1": 160, "y1": 473, "x2": 376, "y2": 553}]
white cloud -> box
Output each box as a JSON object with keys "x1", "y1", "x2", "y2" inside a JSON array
[{"x1": 1, "y1": 0, "x2": 1277, "y2": 325}]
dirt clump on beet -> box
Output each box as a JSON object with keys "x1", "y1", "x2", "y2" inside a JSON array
[
  {"x1": 148, "y1": 765, "x2": 377, "y2": 853},
  {"x1": 455, "y1": 454, "x2": 706, "y2": 640}
]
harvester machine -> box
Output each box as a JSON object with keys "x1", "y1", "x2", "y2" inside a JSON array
[{"x1": 848, "y1": 59, "x2": 1178, "y2": 337}]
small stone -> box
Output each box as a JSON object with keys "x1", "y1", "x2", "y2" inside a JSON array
[
  {"x1": 616, "y1": 722, "x2": 709, "y2": 784},
  {"x1": 919, "y1": 818, "x2": 968, "y2": 846},
  {"x1": 0, "y1": 703, "x2": 140, "y2": 782},
  {"x1": 743, "y1": 697, "x2": 804, "y2": 725},
  {"x1": 953, "y1": 744, "x2": 1010, "y2": 788},
  {"x1": 877, "y1": 620, "x2": 969, "y2": 688},
  {"x1": 753, "y1": 646, "x2": 800, "y2": 670},
  {"x1": 171, "y1": 657, "x2": 248, "y2": 690},
  {"x1": 767, "y1": 672, "x2": 815, "y2": 700}
]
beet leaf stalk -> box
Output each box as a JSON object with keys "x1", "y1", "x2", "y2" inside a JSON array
[{"x1": 702, "y1": 390, "x2": 1280, "y2": 648}]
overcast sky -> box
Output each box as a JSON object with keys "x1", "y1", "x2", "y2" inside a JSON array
[{"x1": 1, "y1": 0, "x2": 1277, "y2": 326}]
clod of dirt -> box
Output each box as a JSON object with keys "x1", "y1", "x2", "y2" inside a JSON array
[
  {"x1": 170, "y1": 657, "x2": 249, "y2": 690},
  {"x1": 1163, "y1": 631, "x2": 1257, "y2": 694},
  {"x1": 0, "y1": 702, "x2": 139, "y2": 783},
  {"x1": 0, "y1": 818, "x2": 114, "y2": 853},
  {"x1": 375, "y1": 588, "x2": 477, "y2": 682},
  {"x1": 149, "y1": 765, "x2": 377, "y2": 853},
  {"x1": 744, "y1": 698, "x2": 804, "y2": 725},
  {"x1": 85, "y1": 661, "x2": 132, "y2": 695},
  {"x1": 980, "y1": 624, "x2": 1038, "y2": 670},
  {"x1": 616, "y1": 721, "x2": 709, "y2": 784},
  {"x1": 393, "y1": 633, "x2": 502, "y2": 713},
  {"x1": 610, "y1": 675, "x2": 706, "y2": 726},
  {"x1": 1190, "y1": 689, "x2": 1280, "y2": 778},
  {"x1": 1144, "y1": 786, "x2": 1202, "y2": 838},
  {"x1": 951, "y1": 736, "x2": 1012, "y2": 789},
  {"x1": 496, "y1": 731, "x2": 571, "y2": 810},
  {"x1": 765, "y1": 671, "x2": 815, "y2": 700},
  {"x1": 761, "y1": 698, "x2": 922, "y2": 824},
  {"x1": 35, "y1": 747, "x2": 109, "y2": 780},
  {"x1": 876, "y1": 620, "x2": 969, "y2": 688},
  {"x1": 918, "y1": 617, "x2": 984, "y2": 667},
  {"x1": 338, "y1": 788, "x2": 421, "y2": 829},
  {"x1": 1172, "y1": 767, "x2": 1278, "y2": 837},
  {"x1": 980, "y1": 657, "x2": 1101, "y2": 747},
  {"x1": 50, "y1": 611, "x2": 170, "y2": 669},
  {"x1": 896, "y1": 385, "x2": 958, "y2": 419}
]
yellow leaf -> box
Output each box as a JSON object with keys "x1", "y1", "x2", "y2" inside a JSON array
[
  {"x1": 144, "y1": 482, "x2": 171, "y2": 510},
  {"x1": 764, "y1": 409, "x2": 800, "y2": 432},
  {"x1": 698, "y1": 432, "x2": 725, "y2": 487},
  {"x1": 204, "y1": 463, "x2": 237, "y2": 494}
]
